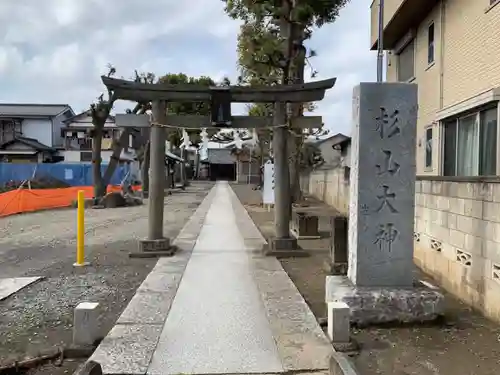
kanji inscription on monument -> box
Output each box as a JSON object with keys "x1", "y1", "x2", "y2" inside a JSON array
[
  {"x1": 375, "y1": 185, "x2": 398, "y2": 213},
  {"x1": 374, "y1": 223, "x2": 399, "y2": 252},
  {"x1": 376, "y1": 150, "x2": 400, "y2": 176},
  {"x1": 375, "y1": 107, "x2": 400, "y2": 139},
  {"x1": 348, "y1": 83, "x2": 417, "y2": 287}
]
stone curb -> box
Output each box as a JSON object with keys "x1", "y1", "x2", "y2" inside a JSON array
[
  {"x1": 226, "y1": 185, "x2": 268, "y2": 246},
  {"x1": 87, "y1": 185, "x2": 217, "y2": 375},
  {"x1": 329, "y1": 352, "x2": 360, "y2": 375},
  {"x1": 227, "y1": 184, "x2": 334, "y2": 372}
]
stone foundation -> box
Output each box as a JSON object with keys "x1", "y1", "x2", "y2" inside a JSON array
[
  {"x1": 325, "y1": 275, "x2": 444, "y2": 326},
  {"x1": 268, "y1": 237, "x2": 297, "y2": 250},
  {"x1": 132, "y1": 238, "x2": 176, "y2": 258},
  {"x1": 264, "y1": 237, "x2": 308, "y2": 257}
]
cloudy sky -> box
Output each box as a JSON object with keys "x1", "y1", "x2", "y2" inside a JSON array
[{"x1": 0, "y1": 0, "x2": 376, "y2": 135}]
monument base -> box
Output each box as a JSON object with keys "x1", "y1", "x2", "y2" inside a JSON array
[
  {"x1": 325, "y1": 275, "x2": 445, "y2": 326},
  {"x1": 331, "y1": 340, "x2": 360, "y2": 354},
  {"x1": 263, "y1": 237, "x2": 308, "y2": 257},
  {"x1": 131, "y1": 238, "x2": 177, "y2": 258}
]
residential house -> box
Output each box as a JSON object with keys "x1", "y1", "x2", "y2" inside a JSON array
[
  {"x1": 302, "y1": 136, "x2": 352, "y2": 212},
  {"x1": 370, "y1": 0, "x2": 500, "y2": 176},
  {"x1": 61, "y1": 110, "x2": 139, "y2": 163},
  {"x1": 369, "y1": 0, "x2": 500, "y2": 321},
  {"x1": 0, "y1": 103, "x2": 75, "y2": 162},
  {"x1": 332, "y1": 135, "x2": 352, "y2": 182},
  {"x1": 308, "y1": 133, "x2": 350, "y2": 167}
]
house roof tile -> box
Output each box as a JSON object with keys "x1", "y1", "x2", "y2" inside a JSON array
[{"x1": 0, "y1": 103, "x2": 74, "y2": 117}]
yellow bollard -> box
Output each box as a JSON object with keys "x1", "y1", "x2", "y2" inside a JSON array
[{"x1": 74, "y1": 190, "x2": 88, "y2": 267}]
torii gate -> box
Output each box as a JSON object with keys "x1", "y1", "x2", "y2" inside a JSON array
[{"x1": 104, "y1": 76, "x2": 336, "y2": 255}]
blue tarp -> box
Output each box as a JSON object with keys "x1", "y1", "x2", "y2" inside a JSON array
[{"x1": 0, "y1": 162, "x2": 130, "y2": 187}]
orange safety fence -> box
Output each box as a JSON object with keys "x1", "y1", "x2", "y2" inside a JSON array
[{"x1": 0, "y1": 185, "x2": 142, "y2": 217}]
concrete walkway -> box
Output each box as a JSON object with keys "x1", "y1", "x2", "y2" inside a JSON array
[
  {"x1": 90, "y1": 181, "x2": 333, "y2": 375},
  {"x1": 148, "y1": 182, "x2": 283, "y2": 374}
]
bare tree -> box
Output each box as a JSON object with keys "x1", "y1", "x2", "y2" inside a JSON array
[{"x1": 89, "y1": 66, "x2": 152, "y2": 199}]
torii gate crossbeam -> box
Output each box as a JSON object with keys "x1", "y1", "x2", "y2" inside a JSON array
[
  {"x1": 101, "y1": 76, "x2": 336, "y2": 103},
  {"x1": 101, "y1": 76, "x2": 336, "y2": 256}
]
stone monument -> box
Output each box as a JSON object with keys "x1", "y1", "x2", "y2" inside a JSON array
[
  {"x1": 324, "y1": 216, "x2": 348, "y2": 275},
  {"x1": 325, "y1": 82, "x2": 444, "y2": 325}
]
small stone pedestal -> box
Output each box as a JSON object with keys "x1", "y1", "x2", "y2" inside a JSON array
[
  {"x1": 73, "y1": 302, "x2": 100, "y2": 347},
  {"x1": 326, "y1": 276, "x2": 444, "y2": 326},
  {"x1": 264, "y1": 236, "x2": 308, "y2": 257},
  {"x1": 130, "y1": 238, "x2": 176, "y2": 258},
  {"x1": 324, "y1": 216, "x2": 348, "y2": 275},
  {"x1": 327, "y1": 301, "x2": 359, "y2": 352},
  {"x1": 290, "y1": 212, "x2": 321, "y2": 239}
]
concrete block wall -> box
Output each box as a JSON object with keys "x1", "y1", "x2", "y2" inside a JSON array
[
  {"x1": 415, "y1": 178, "x2": 500, "y2": 322},
  {"x1": 301, "y1": 168, "x2": 349, "y2": 215},
  {"x1": 303, "y1": 167, "x2": 500, "y2": 323}
]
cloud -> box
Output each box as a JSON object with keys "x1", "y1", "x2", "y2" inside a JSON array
[
  {"x1": 307, "y1": 0, "x2": 377, "y2": 134},
  {"x1": 0, "y1": 0, "x2": 375, "y2": 135}
]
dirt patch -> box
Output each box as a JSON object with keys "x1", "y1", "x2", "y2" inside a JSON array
[
  {"x1": 231, "y1": 183, "x2": 500, "y2": 375},
  {"x1": 0, "y1": 182, "x2": 214, "y2": 374}
]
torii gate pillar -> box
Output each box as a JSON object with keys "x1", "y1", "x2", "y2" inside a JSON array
[
  {"x1": 137, "y1": 100, "x2": 172, "y2": 254},
  {"x1": 267, "y1": 102, "x2": 298, "y2": 253}
]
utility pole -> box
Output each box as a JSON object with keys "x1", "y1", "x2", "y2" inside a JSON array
[{"x1": 377, "y1": 0, "x2": 385, "y2": 82}]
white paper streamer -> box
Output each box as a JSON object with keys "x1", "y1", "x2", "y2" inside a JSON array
[
  {"x1": 250, "y1": 128, "x2": 258, "y2": 147},
  {"x1": 201, "y1": 128, "x2": 209, "y2": 150},
  {"x1": 234, "y1": 130, "x2": 243, "y2": 149},
  {"x1": 181, "y1": 129, "x2": 190, "y2": 148}
]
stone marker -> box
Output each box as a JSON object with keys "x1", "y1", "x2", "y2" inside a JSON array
[
  {"x1": 325, "y1": 82, "x2": 444, "y2": 325},
  {"x1": 290, "y1": 212, "x2": 321, "y2": 239},
  {"x1": 348, "y1": 83, "x2": 416, "y2": 287},
  {"x1": 327, "y1": 302, "x2": 350, "y2": 343},
  {"x1": 324, "y1": 216, "x2": 348, "y2": 274},
  {"x1": 73, "y1": 302, "x2": 100, "y2": 346}
]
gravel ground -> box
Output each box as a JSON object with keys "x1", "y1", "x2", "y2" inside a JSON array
[
  {"x1": 231, "y1": 183, "x2": 500, "y2": 375},
  {"x1": 0, "y1": 182, "x2": 213, "y2": 374}
]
